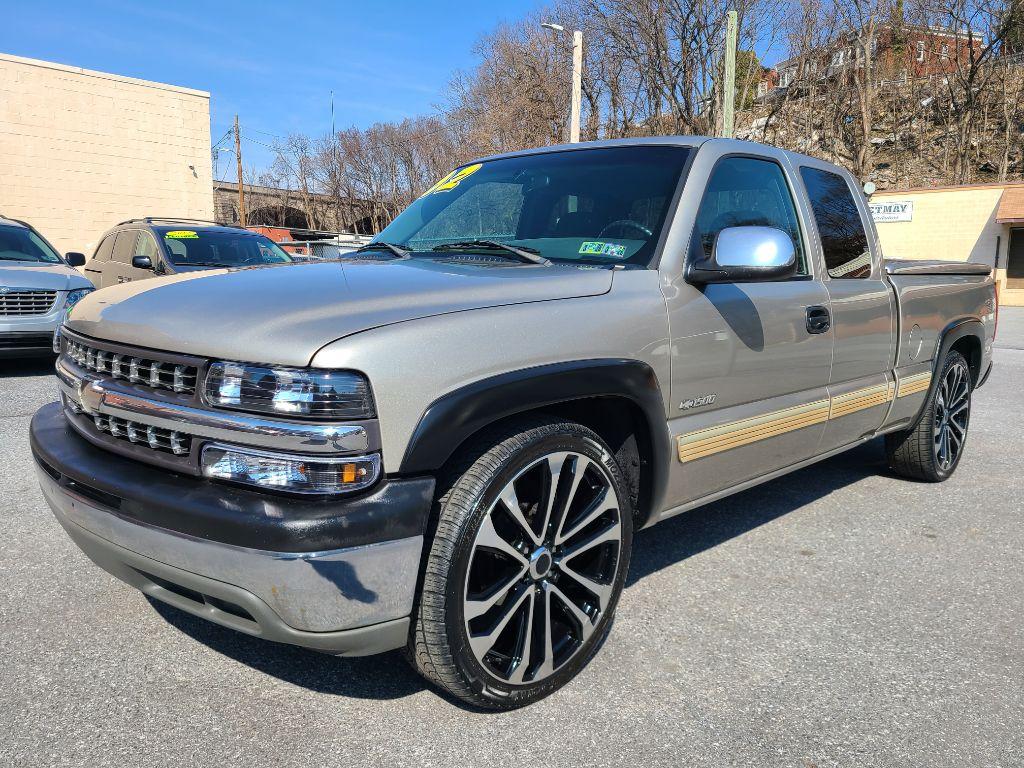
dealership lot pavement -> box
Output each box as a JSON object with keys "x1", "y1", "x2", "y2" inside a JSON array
[{"x1": 2, "y1": 312, "x2": 1022, "y2": 768}]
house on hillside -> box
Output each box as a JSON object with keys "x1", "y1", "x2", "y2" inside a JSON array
[{"x1": 756, "y1": 24, "x2": 984, "y2": 100}]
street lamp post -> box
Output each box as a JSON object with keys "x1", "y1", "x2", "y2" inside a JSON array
[{"x1": 542, "y1": 22, "x2": 583, "y2": 143}]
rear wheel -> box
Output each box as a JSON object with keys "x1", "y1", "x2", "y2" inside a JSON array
[
  {"x1": 886, "y1": 350, "x2": 972, "y2": 482},
  {"x1": 408, "y1": 417, "x2": 633, "y2": 709}
]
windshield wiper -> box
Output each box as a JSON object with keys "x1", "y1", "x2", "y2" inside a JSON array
[
  {"x1": 431, "y1": 240, "x2": 550, "y2": 265},
  {"x1": 352, "y1": 241, "x2": 410, "y2": 259}
]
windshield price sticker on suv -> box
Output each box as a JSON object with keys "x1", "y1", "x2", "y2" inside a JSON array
[{"x1": 164, "y1": 230, "x2": 199, "y2": 239}]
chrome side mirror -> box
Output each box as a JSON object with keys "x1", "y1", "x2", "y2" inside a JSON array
[{"x1": 687, "y1": 226, "x2": 797, "y2": 284}]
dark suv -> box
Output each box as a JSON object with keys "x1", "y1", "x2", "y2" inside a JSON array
[{"x1": 84, "y1": 218, "x2": 293, "y2": 289}]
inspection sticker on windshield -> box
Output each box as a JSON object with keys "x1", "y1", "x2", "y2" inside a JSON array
[
  {"x1": 423, "y1": 163, "x2": 483, "y2": 196},
  {"x1": 164, "y1": 230, "x2": 198, "y2": 239},
  {"x1": 579, "y1": 241, "x2": 626, "y2": 258}
]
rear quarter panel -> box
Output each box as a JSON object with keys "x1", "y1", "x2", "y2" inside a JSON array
[{"x1": 884, "y1": 274, "x2": 996, "y2": 427}]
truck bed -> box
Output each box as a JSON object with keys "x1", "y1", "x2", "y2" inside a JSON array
[{"x1": 884, "y1": 259, "x2": 992, "y2": 276}]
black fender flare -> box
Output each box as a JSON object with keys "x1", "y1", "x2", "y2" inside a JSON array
[
  {"x1": 398, "y1": 359, "x2": 671, "y2": 521},
  {"x1": 912, "y1": 317, "x2": 985, "y2": 425}
]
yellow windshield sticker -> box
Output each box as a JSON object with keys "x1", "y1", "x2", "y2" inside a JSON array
[
  {"x1": 423, "y1": 163, "x2": 483, "y2": 196},
  {"x1": 164, "y1": 230, "x2": 199, "y2": 239}
]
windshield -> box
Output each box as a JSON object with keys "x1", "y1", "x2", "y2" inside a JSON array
[
  {"x1": 0, "y1": 224, "x2": 63, "y2": 264},
  {"x1": 376, "y1": 145, "x2": 691, "y2": 266},
  {"x1": 157, "y1": 229, "x2": 293, "y2": 267}
]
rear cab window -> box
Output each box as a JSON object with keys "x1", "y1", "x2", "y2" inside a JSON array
[{"x1": 799, "y1": 167, "x2": 872, "y2": 279}]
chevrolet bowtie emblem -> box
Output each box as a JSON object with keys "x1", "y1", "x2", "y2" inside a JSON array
[{"x1": 78, "y1": 381, "x2": 105, "y2": 415}]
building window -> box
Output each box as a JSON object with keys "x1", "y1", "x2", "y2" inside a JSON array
[
  {"x1": 916, "y1": 41, "x2": 925, "y2": 62},
  {"x1": 940, "y1": 43, "x2": 949, "y2": 59}
]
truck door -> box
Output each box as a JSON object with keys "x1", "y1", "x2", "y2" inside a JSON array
[
  {"x1": 797, "y1": 163, "x2": 896, "y2": 453},
  {"x1": 660, "y1": 152, "x2": 834, "y2": 512}
]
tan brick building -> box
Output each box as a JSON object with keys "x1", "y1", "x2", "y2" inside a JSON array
[
  {"x1": 0, "y1": 53, "x2": 213, "y2": 257},
  {"x1": 871, "y1": 183, "x2": 1024, "y2": 306}
]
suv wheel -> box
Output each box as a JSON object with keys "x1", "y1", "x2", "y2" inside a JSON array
[
  {"x1": 886, "y1": 350, "x2": 972, "y2": 482},
  {"x1": 409, "y1": 417, "x2": 633, "y2": 709}
]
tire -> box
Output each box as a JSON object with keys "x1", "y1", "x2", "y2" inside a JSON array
[
  {"x1": 886, "y1": 350, "x2": 972, "y2": 482},
  {"x1": 408, "y1": 416, "x2": 634, "y2": 710}
]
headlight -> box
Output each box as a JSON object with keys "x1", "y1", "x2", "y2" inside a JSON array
[
  {"x1": 201, "y1": 443, "x2": 380, "y2": 494},
  {"x1": 65, "y1": 287, "x2": 93, "y2": 312},
  {"x1": 54, "y1": 288, "x2": 94, "y2": 352},
  {"x1": 204, "y1": 362, "x2": 374, "y2": 419}
]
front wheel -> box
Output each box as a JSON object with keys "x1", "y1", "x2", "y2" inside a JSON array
[
  {"x1": 886, "y1": 350, "x2": 972, "y2": 482},
  {"x1": 409, "y1": 417, "x2": 633, "y2": 709}
]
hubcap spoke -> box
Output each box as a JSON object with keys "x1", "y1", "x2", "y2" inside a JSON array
[
  {"x1": 557, "y1": 558, "x2": 615, "y2": 612},
  {"x1": 560, "y1": 518, "x2": 621, "y2": 560},
  {"x1": 497, "y1": 483, "x2": 542, "y2": 547},
  {"x1": 468, "y1": 582, "x2": 532, "y2": 660},
  {"x1": 474, "y1": 514, "x2": 529, "y2": 568},
  {"x1": 549, "y1": 583, "x2": 596, "y2": 644},
  {"x1": 464, "y1": 562, "x2": 529, "y2": 621},
  {"x1": 556, "y1": 485, "x2": 615, "y2": 545},
  {"x1": 508, "y1": 591, "x2": 536, "y2": 684}
]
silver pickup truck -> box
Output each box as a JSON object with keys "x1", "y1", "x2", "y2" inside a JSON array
[{"x1": 31, "y1": 137, "x2": 996, "y2": 709}]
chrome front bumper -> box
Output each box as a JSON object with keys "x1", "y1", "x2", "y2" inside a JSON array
[{"x1": 38, "y1": 465, "x2": 420, "y2": 654}]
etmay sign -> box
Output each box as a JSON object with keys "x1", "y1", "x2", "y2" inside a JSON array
[{"x1": 869, "y1": 200, "x2": 914, "y2": 222}]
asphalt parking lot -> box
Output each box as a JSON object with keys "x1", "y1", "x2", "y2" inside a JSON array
[{"x1": 2, "y1": 312, "x2": 1022, "y2": 768}]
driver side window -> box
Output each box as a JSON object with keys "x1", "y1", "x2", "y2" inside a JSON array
[{"x1": 692, "y1": 157, "x2": 807, "y2": 275}]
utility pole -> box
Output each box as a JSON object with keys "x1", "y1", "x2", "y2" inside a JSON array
[
  {"x1": 234, "y1": 114, "x2": 246, "y2": 226},
  {"x1": 722, "y1": 10, "x2": 738, "y2": 138},
  {"x1": 569, "y1": 29, "x2": 583, "y2": 143},
  {"x1": 542, "y1": 22, "x2": 584, "y2": 143}
]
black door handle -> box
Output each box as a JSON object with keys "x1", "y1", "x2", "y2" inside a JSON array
[{"x1": 806, "y1": 305, "x2": 831, "y2": 334}]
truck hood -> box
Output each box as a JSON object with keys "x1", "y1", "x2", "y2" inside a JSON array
[
  {"x1": 1, "y1": 262, "x2": 94, "y2": 291},
  {"x1": 67, "y1": 260, "x2": 614, "y2": 366}
]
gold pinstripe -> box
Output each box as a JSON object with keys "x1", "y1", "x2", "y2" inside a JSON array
[
  {"x1": 896, "y1": 371, "x2": 932, "y2": 398},
  {"x1": 677, "y1": 374, "x2": 928, "y2": 464}
]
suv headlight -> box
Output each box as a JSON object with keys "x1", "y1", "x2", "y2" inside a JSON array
[
  {"x1": 204, "y1": 362, "x2": 374, "y2": 419},
  {"x1": 65, "y1": 287, "x2": 94, "y2": 312},
  {"x1": 54, "y1": 288, "x2": 94, "y2": 352}
]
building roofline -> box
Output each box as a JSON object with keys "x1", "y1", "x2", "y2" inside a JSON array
[
  {"x1": 0, "y1": 53, "x2": 209, "y2": 98},
  {"x1": 873, "y1": 181, "x2": 1024, "y2": 196}
]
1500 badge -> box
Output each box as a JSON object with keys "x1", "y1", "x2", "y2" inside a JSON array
[{"x1": 679, "y1": 393, "x2": 717, "y2": 411}]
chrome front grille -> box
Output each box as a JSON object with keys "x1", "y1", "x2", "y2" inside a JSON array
[
  {"x1": 90, "y1": 413, "x2": 193, "y2": 456},
  {"x1": 0, "y1": 289, "x2": 57, "y2": 316},
  {"x1": 64, "y1": 338, "x2": 198, "y2": 395}
]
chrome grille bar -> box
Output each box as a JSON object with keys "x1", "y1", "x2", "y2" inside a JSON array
[
  {"x1": 64, "y1": 338, "x2": 198, "y2": 395},
  {"x1": 0, "y1": 289, "x2": 58, "y2": 316}
]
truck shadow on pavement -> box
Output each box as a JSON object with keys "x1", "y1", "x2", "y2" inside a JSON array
[{"x1": 147, "y1": 439, "x2": 886, "y2": 704}]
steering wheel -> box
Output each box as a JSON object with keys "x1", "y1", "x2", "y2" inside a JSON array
[{"x1": 598, "y1": 219, "x2": 653, "y2": 239}]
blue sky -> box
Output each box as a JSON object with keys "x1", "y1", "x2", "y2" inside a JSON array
[{"x1": 2, "y1": 0, "x2": 544, "y2": 177}]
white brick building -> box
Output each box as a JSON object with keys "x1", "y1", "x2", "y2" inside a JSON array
[{"x1": 0, "y1": 53, "x2": 213, "y2": 256}]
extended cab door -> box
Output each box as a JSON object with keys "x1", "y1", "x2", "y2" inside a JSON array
[
  {"x1": 797, "y1": 163, "x2": 896, "y2": 453},
  {"x1": 658, "y1": 147, "x2": 835, "y2": 514}
]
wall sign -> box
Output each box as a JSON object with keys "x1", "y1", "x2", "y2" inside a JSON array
[{"x1": 869, "y1": 200, "x2": 914, "y2": 222}]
